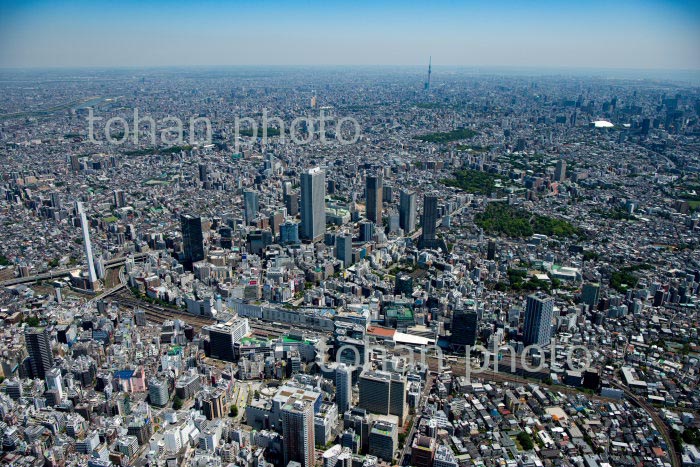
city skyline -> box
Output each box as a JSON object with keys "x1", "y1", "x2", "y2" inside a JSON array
[{"x1": 0, "y1": 2, "x2": 699, "y2": 465}]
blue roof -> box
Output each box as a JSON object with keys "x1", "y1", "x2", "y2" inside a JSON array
[{"x1": 115, "y1": 370, "x2": 135, "y2": 380}]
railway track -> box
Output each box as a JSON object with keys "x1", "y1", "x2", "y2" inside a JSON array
[
  {"x1": 106, "y1": 290, "x2": 215, "y2": 330},
  {"x1": 610, "y1": 380, "x2": 680, "y2": 467},
  {"x1": 106, "y1": 291, "x2": 291, "y2": 338}
]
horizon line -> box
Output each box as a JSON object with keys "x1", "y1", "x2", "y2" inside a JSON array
[{"x1": 1, "y1": 63, "x2": 700, "y2": 73}]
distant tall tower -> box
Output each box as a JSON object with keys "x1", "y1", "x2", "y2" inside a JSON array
[
  {"x1": 300, "y1": 167, "x2": 326, "y2": 242},
  {"x1": 365, "y1": 174, "x2": 383, "y2": 225},
  {"x1": 25, "y1": 327, "x2": 53, "y2": 380},
  {"x1": 424, "y1": 56, "x2": 432, "y2": 91},
  {"x1": 75, "y1": 201, "x2": 98, "y2": 289},
  {"x1": 282, "y1": 398, "x2": 315, "y2": 467}
]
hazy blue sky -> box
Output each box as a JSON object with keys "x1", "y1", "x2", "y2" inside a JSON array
[{"x1": 0, "y1": 0, "x2": 698, "y2": 70}]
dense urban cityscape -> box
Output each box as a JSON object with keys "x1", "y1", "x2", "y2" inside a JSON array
[
  {"x1": 1, "y1": 1, "x2": 700, "y2": 466},
  {"x1": 0, "y1": 64, "x2": 699, "y2": 467}
]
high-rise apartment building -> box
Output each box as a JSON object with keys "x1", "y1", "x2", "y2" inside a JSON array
[
  {"x1": 282, "y1": 398, "x2": 315, "y2": 467},
  {"x1": 25, "y1": 327, "x2": 53, "y2": 380},
  {"x1": 523, "y1": 293, "x2": 554, "y2": 346},
  {"x1": 300, "y1": 167, "x2": 326, "y2": 242},
  {"x1": 335, "y1": 364, "x2": 353, "y2": 414}
]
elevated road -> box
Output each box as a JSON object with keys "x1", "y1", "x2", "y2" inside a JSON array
[{"x1": 0, "y1": 252, "x2": 149, "y2": 287}]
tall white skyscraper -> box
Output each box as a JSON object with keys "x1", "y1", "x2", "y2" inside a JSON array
[
  {"x1": 300, "y1": 167, "x2": 326, "y2": 242},
  {"x1": 335, "y1": 363, "x2": 353, "y2": 414},
  {"x1": 75, "y1": 201, "x2": 97, "y2": 288}
]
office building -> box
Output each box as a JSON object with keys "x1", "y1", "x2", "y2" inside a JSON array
[
  {"x1": 6, "y1": 379, "x2": 22, "y2": 401},
  {"x1": 243, "y1": 189, "x2": 259, "y2": 224},
  {"x1": 358, "y1": 370, "x2": 407, "y2": 424},
  {"x1": 70, "y1": 154, "x2": 81, "y2": 171},
  {"x1": 219, "y1": 226, "x2": 233, "y2": 249},
  {"x1": 180, "y1": 214, "x2": 205, "y2": 270},
  {"x1": 148, "y1": 378, "x2": 169, "y2": 407},
  {"x1": 411, "y1": 435, "x2": 436, "y2": 467},
  {"x1": 368, "y1": 420, "x2": 397, "y2": 462},
  {"x1": 523, "y1": 293, "x2": 554, "y2": 346},
  {"x1": 399, "y1": 190, "x2": 417, "y2": 233},
  {"x1": 336, "y1": 364, "x2": 353, "y2": 414},
  {"x1": 282, "y1": 398, "x2": 315, "y2": 467},
  {"x1": 198, "y1": 163, "x2": 209, "y2": 182},
  {"x1": 434, "y1": 444, "x2": 458, "y2": 467},
  {"x1": 113, "y1": 190, "x2": 126, "y2": 208},
  {"x1": 300, "y1": 167, "x2": 326, "y2": 242},
  {"x1": 394, "y1": 274, "x2": 413, "y2": 296},
  {"x1": 75, "y1": 201, "x2": 98, "y2": 289},
  {"x1": 175, "y1": 372, "x2": 201, "y2": 400},
  {"x1": 365, "y1": 174, "x2": 383, "y2": 225},
  {"x1": 202, "y1": 389, "x2": 226, "y2": 420},
  {"x1": 25, "y1": 327, "x2": 53, "y2": 380},
  {"x1": 359, "y1": 221, "x2": 374, "y2": 242},
  {"x1": 46, "y1": 367, "x2": 64, "y2": 404},
  {"x1": 205, "y1": 319, "x2": 250, "y2": 362},
  {"x1": 420, "y1": 194, "x2": 438, "y2": 248},
  {"x1": 285, "y1": 192, "x2": 299, "y2": 217},
  {"x1": 117, "y1": 435, "x2": 139, "y2": 459},
  {"x1": 451, "y1": 309, "x2": 479, "y2": 348},
  {"x1": 336, "y1": 234, "x2": 353, "y2": 268},
  {"x1": 280, "y1": 220, "x2": 300, "y2": 244},
  {"x1": 323, "y1": 444, "x2": 343, "y2": 467},
  {"x1": 487, "y1": 240, "x2": 497, "y2": 260},
  {"x1": 581, "y1": 283, "x2": 600, "y2": 309}
]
